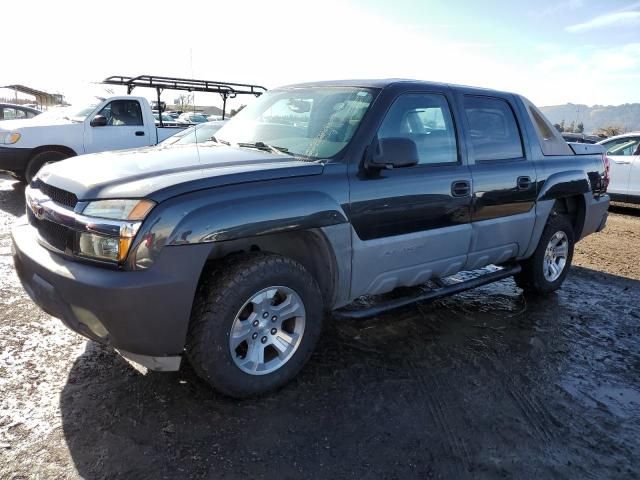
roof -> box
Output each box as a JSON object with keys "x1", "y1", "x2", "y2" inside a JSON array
[
  {"x1": 2, "y1": 85, "x2": 63, "y2": 104},
  {"x1": 278, "y1": 78, "x2": 516, "y2": 96}
]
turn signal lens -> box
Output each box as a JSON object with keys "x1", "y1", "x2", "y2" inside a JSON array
[
  {"x1": 2, "y1": 132, "x2": 21, "y2": 144},
  {"x1": 127, "y1": 199, "x2": 155, "y2": 220}
]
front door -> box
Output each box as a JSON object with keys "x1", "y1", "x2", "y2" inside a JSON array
[
  {"x1": 457, "y1": 94, "x2": 537, "y2": 269},
  {"x1": 627, "y1": 141, "x2": 640, "y2": 201},
  {"x1": 349, "y1": 91, "x2": 473, "y2": 298},
  {"x1": 84, "y1": 99, "x2": 151, "y2": 154}
]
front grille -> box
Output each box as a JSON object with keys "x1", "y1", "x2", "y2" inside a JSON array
[
  {"x1": 27, "y1": 209, "x2": 73, "y2": 252},
  {"x1": 31, "y1": 179, "x2": 78, "y2": 208}
]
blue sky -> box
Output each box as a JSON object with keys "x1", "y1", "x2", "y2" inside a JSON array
[{"x1": 3, "y1": 0, "x2": 639, "y2": 108}]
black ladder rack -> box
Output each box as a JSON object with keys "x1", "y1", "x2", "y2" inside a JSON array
[{"x1": 102, "y1": 74, "x2": 267, "y2": 123}]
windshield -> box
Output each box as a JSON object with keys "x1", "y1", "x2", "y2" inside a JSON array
[
  {"x1": 68, "y1": 104, "x2": 99, "y2": 121},
  {"x1": 215, "y1": 87, "x2": 376, "y2": 159}
]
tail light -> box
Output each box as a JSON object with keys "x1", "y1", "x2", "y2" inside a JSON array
[{"x1": 602, "y1": 153, "x2": 610, "y2": 192}]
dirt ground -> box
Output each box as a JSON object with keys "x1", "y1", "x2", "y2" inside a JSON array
[{"x1": 1, "y1": 175, "x2": 639, "y2": 480}]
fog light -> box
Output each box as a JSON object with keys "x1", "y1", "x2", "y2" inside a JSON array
[{"x1": 71, "y1": 305, "x2": 108, "y2": 338}]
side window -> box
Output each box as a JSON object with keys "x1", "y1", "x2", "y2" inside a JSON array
[
  {"x1": 463, "y1": 96, "x2": 524, "y2": 161},
  {"x1": 26, "y1": 111, "x2": 36, "y2": 118},
  {"x1": 378, "y1": 93, "x2": 458, "y2": 165},
  {"x1": 97, "y1": 100, "x2": 143, "y2": 126},
  {"x1": 2, "y1": 108, "x2": 18, "y2": 120},
  {"x1": 522, "y1": 98, "x2": 572, "y2": 156},
  {"x1": 604, "y1": 138, "x2": 640, "y2": 156}
]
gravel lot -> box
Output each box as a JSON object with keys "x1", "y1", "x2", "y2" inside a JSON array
[{"x1": 1, "y1": 175, "x2": 639, "y2": 479}]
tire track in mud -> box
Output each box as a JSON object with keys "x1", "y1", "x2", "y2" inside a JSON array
[
  {"x1": 402, "y1": 348, "x2": 473, "y2": 475},
  {"x1": 505, "y1": 381, "x2": 557, "y2": 443}
]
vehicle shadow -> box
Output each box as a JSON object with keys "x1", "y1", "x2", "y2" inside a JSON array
[
  {"x1": 59, "y1": 267, "x2": 640, "y2": 479},
  {"x1": 0, "y1": 175, "x2": 25, "y2": 217},
  {"x1": 610, "y1": 202, "x2": 640, "y2": 217}
]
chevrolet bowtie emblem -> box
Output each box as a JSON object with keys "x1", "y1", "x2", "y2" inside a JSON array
[{"x1": 30, "y1": 198, "x2": 45, "y2": 220}]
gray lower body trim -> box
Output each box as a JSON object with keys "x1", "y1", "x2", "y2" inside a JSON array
[
  {"x1": 350, "y1": 224, "x2": 472, "y2": 298},
  {"x1": 579, "y1": 193, "x2": 609, "y2": 240},
  {"x1": 520, "y1": 200, "x2": 555, "y2": 259},
  {"x1": 320, "y1": 224, "x2": 352, "y2": 309},
  {"x1": 118, "y1": 350, "x2": 182, "y2": 372}
]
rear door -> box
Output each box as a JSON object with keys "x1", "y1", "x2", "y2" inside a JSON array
[
  {"x1": 83, "y1": 99, "x2": 151, "y2": 154},
  {"x1": 349, "y1": 90, "x2": 473, "y2": 297},
  {"x1": 457, "y1": 94, "x2": 537, "y2": 269},
  {"x1": 601, "y1": 136, "x2": 640, "y2": 201}
]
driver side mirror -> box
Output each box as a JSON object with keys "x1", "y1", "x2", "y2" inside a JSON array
[
  {"x1": 90, "y1": 115, "x2": 107, "y2": 127},
  {"x1": 366, "y1": 137, "x2": 419, "y2": 169}
]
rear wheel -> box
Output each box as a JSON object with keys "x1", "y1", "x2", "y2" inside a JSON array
[
  {"x1": 25, "y1": 150, "x2": 70, "y2": 184},
  {"x1": 186, "y1": 253, "x2": 324, "y2": 398},
  {"x1": 515, "y1": 214, "x2": 574, "y2": 294}
]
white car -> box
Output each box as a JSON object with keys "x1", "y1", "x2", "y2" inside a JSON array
[
  {"x1": 599, "y1": 133, "x2": 640, "y2": 204},
  {"x1": 0, "y1": 96, "x2": 186, "y2": 182}
]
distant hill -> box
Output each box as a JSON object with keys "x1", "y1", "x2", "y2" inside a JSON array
[{"x1": 539, "y1": 103, "x2": 640, "y2": 134}]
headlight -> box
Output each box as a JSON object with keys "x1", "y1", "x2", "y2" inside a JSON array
[
  {"x1": 77, "y1": 199, "x2": 155, "y2": 263},
  {"x1": 82, "y1": 199, "x2": 155, "y2": 220},
  {"x1": 77, "y1": 233, "x2": 121, "y2": 261},
  {"x1": 1, "y1": 132, "x2": 21, "y2": 144}
]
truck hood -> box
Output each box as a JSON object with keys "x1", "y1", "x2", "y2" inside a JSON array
[
  {"x1": 0, "y1": 116, "x2": 74, "y2": 131},
  {"x1": 36, "y1": 143, "x2": 324, "y2": 201}
]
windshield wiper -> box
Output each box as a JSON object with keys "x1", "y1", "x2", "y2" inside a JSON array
[
  {"x1": 236, "y1": 141, "x2": 289, "y2": 155},
  {"x1": 209, "y1": 136, "x2": 230, "y2": 145}
]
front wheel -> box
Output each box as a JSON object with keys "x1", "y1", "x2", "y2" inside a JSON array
[
  {"x1": 186, "y1": 253, "x2": 324, "y2": 398},
  {"x1": 515, "y1": 214, "x2": 575, "y2": 294},
  {"x1": 25, "y1": 150, "x2": 70, "y2": 184}
]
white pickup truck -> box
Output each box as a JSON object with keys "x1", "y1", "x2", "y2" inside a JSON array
[{"x1": 0, "y1": 96, "x2": 185, "y2": 182}]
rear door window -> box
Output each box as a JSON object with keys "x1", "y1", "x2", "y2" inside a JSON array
[{"x1": 463, "y1": 96, "x2": 524, "y2": 161}]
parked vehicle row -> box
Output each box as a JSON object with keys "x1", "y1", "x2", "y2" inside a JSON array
[
  {"x1": 153, "y1": 112, "x2": 182, "y2": 127},
  {"x1": 12, "y1": 79, "x2": 609, "y2": 398},
  {"x1": 561, "y1": 132, "x2": 602, "y2": 144}
]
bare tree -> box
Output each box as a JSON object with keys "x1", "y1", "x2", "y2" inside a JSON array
[{"x1": 176, "y1": 94, "x2": 193, "y2": 111}]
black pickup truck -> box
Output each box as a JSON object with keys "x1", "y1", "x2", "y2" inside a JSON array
[{"x1": 12, "y1": 79, "x2": 610, "y2": 397}]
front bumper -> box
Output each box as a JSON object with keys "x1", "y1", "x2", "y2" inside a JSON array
[
  {"x1": 12, "y1": 219, "x2": 211, "y2": 370},
  {"x1": 0, "y1": 146, "x2": 32, "y2": 178}
]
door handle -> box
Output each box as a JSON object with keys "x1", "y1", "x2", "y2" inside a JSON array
[
  {"x1": 613, "y1": 159, "x2": 631, "y2": 164},
  {"x1": 135, "y1": 131, "x2": 145, "y2": 136},
  {"x1": 451, "y1": 180, "x2": 471, "y2": 197},
  {"x1": 517, "y1": 176, "x2": 532, "y2": 190}
]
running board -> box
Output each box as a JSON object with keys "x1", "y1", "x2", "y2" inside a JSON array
[{"x1": 334, "y1": 264, "x2": 521, "y2": 320}]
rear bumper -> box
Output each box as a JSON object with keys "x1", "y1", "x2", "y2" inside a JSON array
[
  {"x1": 580, "y1": 194, "x2": 609, "y2": 240},
  {"x1": 0, "y1": 146, "x2": 32, "y2": 178},
  {"x1": 12, "y1": 219, "x2": 211, "y2": 370}
]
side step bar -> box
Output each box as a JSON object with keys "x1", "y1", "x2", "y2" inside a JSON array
[{"x1": 334, "y1": 264, "x2": 522, "y2": 320}]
